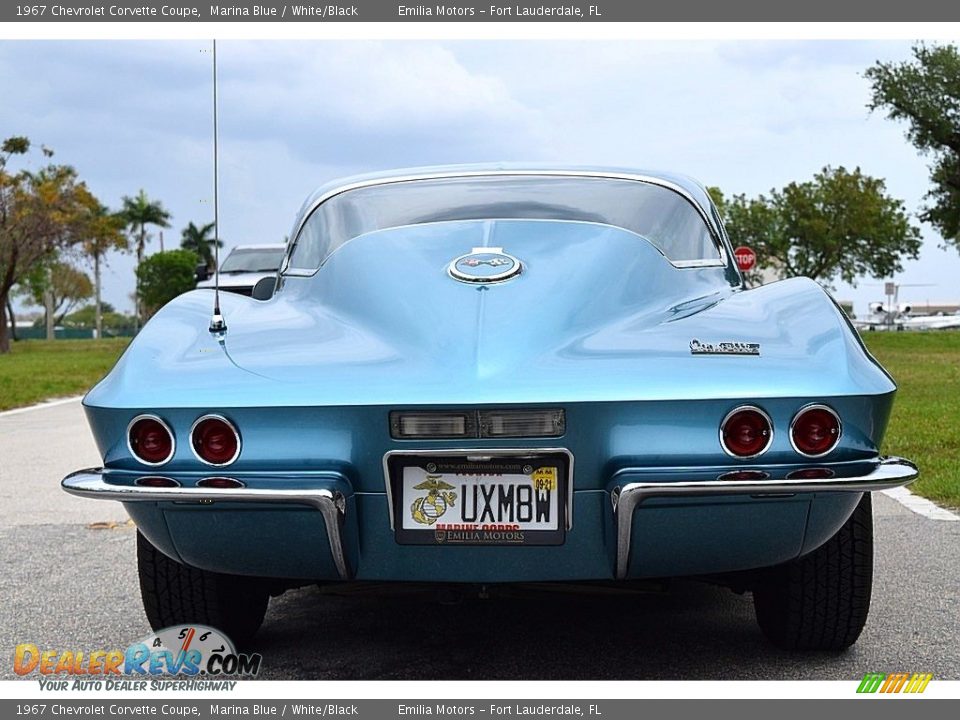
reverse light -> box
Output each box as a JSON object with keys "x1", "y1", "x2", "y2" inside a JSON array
[
  {"x1": 190, "y1": 415, "x2": 241, "y2": 466},
  {"x1": 127, "y1": 415, "x2": 175, "y2": 466},
  {"x1": 790, "y1": 405, "x2": 841, "y2": 457},
  {"x1": 480, "y1": 409, "x2": 565, "y2": 438},
  {"x1": 390, "y1": 412, "x2": 475, "y2": 439},
  {"x1": 389, "y1": 409, "x2": 565, "y2": 439},
  {"x1": 720, "y1": 406, "x2": 773, "y2": 458}
]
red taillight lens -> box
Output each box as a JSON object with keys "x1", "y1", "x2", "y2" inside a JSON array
[
  {"x1": 135, "y1": 476, "x2": 179, "y2": 487},
  {"x1": 191, "y1": 416, "x2": 240, "y2": 466},
  {"x1": 787, "y1": 467, "x2": 836, "y2": 480},
  {"x1": 721, "y1": 407, "x2": 772, "y2": 458},
  {"x1": 791, "y1": 406, "x2": 841, "y2": 457},
  {"x1": 197, "y1": 477, "x2": 244, "y2": 489},
  {"x1": 128, "y1": 417, "x2": 174, "y2": 465},
  {"x1": 718, "y1": 469, "x2": 770, "y2": 481}
]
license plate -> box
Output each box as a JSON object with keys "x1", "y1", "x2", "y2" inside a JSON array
[{"x1": 389, "y1": 453, "x2": 569, "y2": 546}]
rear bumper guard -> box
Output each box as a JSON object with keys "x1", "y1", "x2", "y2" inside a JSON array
[
  {"x1": 610, "y1": 456, "x2": 918, "y2": 580},
  {"x1": 61, "y1": 468, "x2": 353, "y2": 580}
]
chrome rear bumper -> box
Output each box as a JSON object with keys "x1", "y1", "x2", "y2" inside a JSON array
[
  {"x1": 610, "y1": 456, "x2": 918, "y2": 579},
  {"x1": 64, "y1": 457, "x2": 918, "y2": 583},
  {"x1": 61, "y1": 469, "x2": 352, "y2": 580}
]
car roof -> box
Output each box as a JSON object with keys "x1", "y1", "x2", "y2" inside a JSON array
[{"x1": 294, "y1": 163, "x2": 721, "y2": 237}]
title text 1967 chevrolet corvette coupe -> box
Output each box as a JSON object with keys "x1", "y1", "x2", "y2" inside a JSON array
[{"x1": 63, "y1": 165, "x2": 917, "y2": 651}]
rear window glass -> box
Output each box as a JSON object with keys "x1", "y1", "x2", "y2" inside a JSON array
[
  {"x1": 221, "y1": 248, "x2": 285, "y2": 273},
  {"x1": 287, "y1": 175, "x2": 719, "y2": 270}
]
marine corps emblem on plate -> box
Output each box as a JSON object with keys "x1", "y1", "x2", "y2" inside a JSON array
[{"x1": 410, "y1": 476, "x2": 457, "y2": 526}]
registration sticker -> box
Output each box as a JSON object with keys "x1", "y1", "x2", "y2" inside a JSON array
[{"x1": 532, "y1": 466, "x2": 558, "y2": 492}]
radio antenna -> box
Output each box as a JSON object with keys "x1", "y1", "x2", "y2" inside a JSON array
[{"x1": 208, "y1": 38, "x2": 226, "y2": 334}]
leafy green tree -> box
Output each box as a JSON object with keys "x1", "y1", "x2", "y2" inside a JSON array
[
  {"x1": 120, "y1": 189, "x2": 171, "y2": 326},
  {"x1": 866, "y1": 43, "x2": 960, "y2": 250},
  {"x1": 711, "y1": 166, "x2": 922, "y2": 286},
  {"x1": 136, "y1": 249, "x2": 199, "y2": 320},
  {"x1": 18, "y1": 260, "x2": 94, "y2": 326},
  {"x1": 63, "y1": 302, "x2": 136, "y2": 335},
  {"x1": 0, "y1": 137, "x2": 98, "y2": 353},
  {"x1": 180, "y1": 221, "x2": 222, "y2": 272}
]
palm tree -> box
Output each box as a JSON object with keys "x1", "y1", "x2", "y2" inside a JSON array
[
  {"x1": 79, "y1": 200, "x2": 128, "y2": 338},
  {"x1": 120, "y1": 189, "x2": 171, "y2": 326},
  {"x1": 180, "y1": 221, "x2": 222, "y2": 272}
]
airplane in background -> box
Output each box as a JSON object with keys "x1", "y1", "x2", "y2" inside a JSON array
[{"x1": 853, "y1": 281, "x2": 960, "y2": 331}]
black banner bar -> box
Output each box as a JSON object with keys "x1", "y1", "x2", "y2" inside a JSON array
[{"x1": 1, "y1": 699, "x2": 959, "y2": 720}]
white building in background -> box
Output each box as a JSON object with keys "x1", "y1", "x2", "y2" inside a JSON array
[{"x1": 905, "y1": 301, "x2": 960, "y2": 316}]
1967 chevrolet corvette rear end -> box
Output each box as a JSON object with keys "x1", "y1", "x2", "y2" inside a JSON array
[{"x1": 63, "y1": 165, "x2": 917, "y2": 650}]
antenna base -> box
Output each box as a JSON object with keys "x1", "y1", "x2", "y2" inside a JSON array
[{"x1": 208, "y1": 313, "x2": 227, "y2": 334}]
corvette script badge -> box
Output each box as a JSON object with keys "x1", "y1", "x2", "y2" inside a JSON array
[{"x1": 690, "y1": 339, "x2": 761, "y2": 356}]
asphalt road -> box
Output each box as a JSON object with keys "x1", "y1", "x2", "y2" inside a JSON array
[{"x1": 2, "y1": 399, "x2": 958, "y2": 680}]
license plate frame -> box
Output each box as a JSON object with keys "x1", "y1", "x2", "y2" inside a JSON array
[{"x1": 387, "y1": 451, "x2": 571, "y2": 546}]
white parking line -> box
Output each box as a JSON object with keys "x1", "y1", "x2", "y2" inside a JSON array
[
  {"x1": 883, "y1": 486, "x2": 960, "y2": 522},
  {"x1": 0, "y1": 395, "x2": 84, "y2": 418}
]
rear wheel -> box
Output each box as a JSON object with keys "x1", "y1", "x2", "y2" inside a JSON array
[
  {"x1": 137, "y1": 531, "x2": 269, "y2": 646},
  {"x1": 752, "y1": 493, "x2": 873, "y2": 651}
]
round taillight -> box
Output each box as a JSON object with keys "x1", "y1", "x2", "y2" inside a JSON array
[
  {"x1": 190, "y1": 415, "x2": 240, "y2": 466},
  {"x1": 790, "y1": 405, "x2": 841, "y2": 457},
  {"x1": 720, "y1": 406, "x2": 773, "y2": 458},
  {"x1": 128, "y1": 416, "x2": 174, "y2": 466}
]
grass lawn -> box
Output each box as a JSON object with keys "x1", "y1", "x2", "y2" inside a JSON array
[
  {"x1": 863, "y1": 332, "x2": 960, "y2": 509},
  {"x1": 0, "y1": 338, "x2": 130, "y2": 412},
  {"x1": 0, "y1": 333, "x2": 957, "y2": 507}
]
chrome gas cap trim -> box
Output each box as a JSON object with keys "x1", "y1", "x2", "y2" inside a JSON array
[{"x1": 448, "y1": 247, "x2": 522, "y2": 284}]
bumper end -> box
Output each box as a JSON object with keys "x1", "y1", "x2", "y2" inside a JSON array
[
  {"x1": 610, "y1": 456, "x2": 918, "y2": 580},
  {"x1": 61, "y1": 468, "x2": 354, "y2": 580}
]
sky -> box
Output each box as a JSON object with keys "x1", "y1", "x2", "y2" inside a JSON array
[{"x1": 1, "y1": 39, "x2": 958, "y2": 316}]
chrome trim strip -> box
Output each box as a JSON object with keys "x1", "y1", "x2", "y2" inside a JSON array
[
  {"x1": 789, "y1": 403, "x2": 843, "y2": 459},
  {"x1": 719, "y1": 405, "x2": 774, "y2": 459},
  {"x1": 283, "y1": 170, "x2": 727, "y2": 275},
  {"x1": 381, "y1": 447, "x2": 575, "y2": 531},
  {"x1": 189, "y1": 414, "x2": 242, "y2": 467},
  {"x1": 61, "y1": 469, "x2": 351, "y2": 580},
  {"x1": 126, "y1": 414, "x2": 176, "y2": 467},
  {"x1": 672, "y1": 258, "x2": 726, "y2": 268},
  {"x1": 610, "y1": 456, "x2": 918, "y2": 580}
]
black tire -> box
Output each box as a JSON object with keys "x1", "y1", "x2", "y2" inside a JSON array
[
  {"x1": 752, "y1": 493, "x2": 873, "y2": 651},
  {"x1": 137, "y1": 531, "x2": 269, "y2": 646}
]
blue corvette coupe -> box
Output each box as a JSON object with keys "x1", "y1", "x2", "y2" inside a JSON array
[{"x1": 63, "y1": 165, "x2": 917, "y2": 651}]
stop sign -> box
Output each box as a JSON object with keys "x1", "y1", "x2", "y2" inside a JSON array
[{"x1": 734, "y1": 246, "x2": 756, "y2": 272}]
